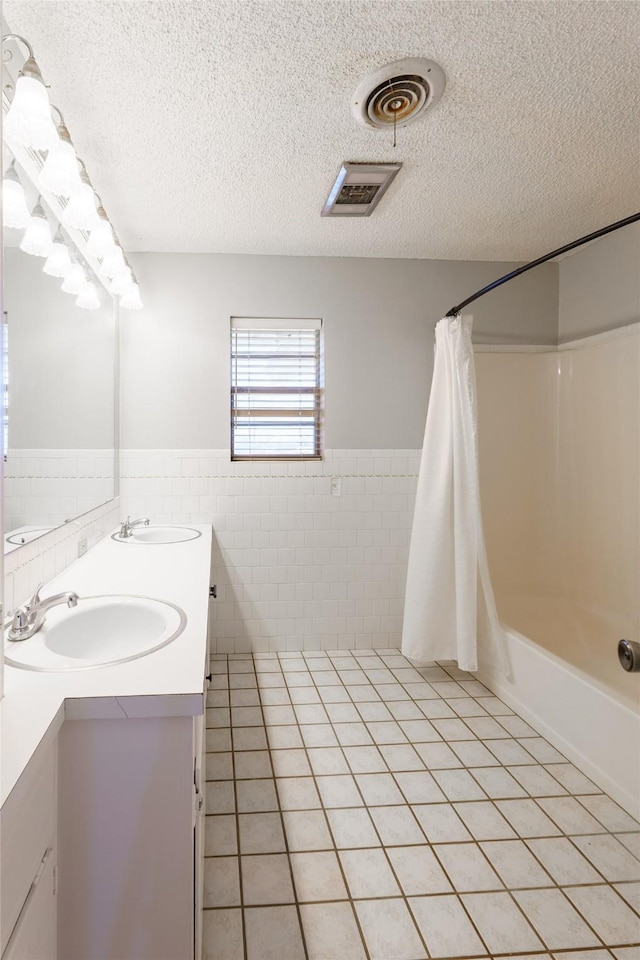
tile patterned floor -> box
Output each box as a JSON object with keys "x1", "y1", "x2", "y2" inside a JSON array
[{"x1": 202, "y1": 648, "x2": 640, "y2": 960}]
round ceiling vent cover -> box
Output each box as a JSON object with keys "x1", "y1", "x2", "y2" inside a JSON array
[{"x1": 351, "y1": 57, "x2": 446, "y2": 130}]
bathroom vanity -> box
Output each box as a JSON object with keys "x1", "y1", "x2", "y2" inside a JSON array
[{"x1": 0, "y1": 525, "x2": 212, "y2": 960}]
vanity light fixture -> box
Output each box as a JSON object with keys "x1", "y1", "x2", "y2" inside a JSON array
[
  {"x1": 19, "y1": 198, "x2": 53, "y2": 257},
  {"x1": 119, "y1": 279, "x2": 143, "y2": 311},
  {"x1": 37, "y1": 108, "x2": 82, "y2": 198},
  {"x1": 99, "y1": 242, "x2": 127, "y2": 280},
  {"x1": 63, "y1": 163, "x2": 99, "y2": 231},
  {"x1": 3, "y1": 32, "x2": 144, "y2": 310},
  {"x1": 2, "y1": 35, "x2": 57, "y2": 151},
  {"x1": 75, "y1": 277, "x2": 101, "y2": 310},
  {"x1": 86, "y1": 206, "x2": 116, "y2": 259},
  {"x1": 61, "y1": 260, "x2": 86, "y2": 295},
  {"x1": 2, "y1": 160, "x2": 31, "y2": 228},
  {"x1": 42, "y1": 225, "x2": 72, "y2": 277}
]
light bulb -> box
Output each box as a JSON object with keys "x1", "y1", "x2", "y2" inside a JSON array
[
  {"x1": 86, "y1": 211, "x2": 115, "y2": 258},
  {"x1": 19, "y1": 200, "x2": 53, "y2": 257},
  {"x1": 76, "y1": 279, "x2": 100, "y2": 310},
  {"x1": 43, "y1": 228, "x2": 72, "y2": 278},
  {"x1": 38, "y1": 121, "x2": 82, "y2": 198},
  {"x1": 2, "y1": 164, "x2": 31, "y2": 228},
  {"x1": 4, "y1": 61, "x2": 58, "y2": 151},
  {"x1": 61, "y1": 262, "x2": 86, "y2": 295},
  {"x1": 109, "y1": 268, "x2": 132, "y2": 297},
  {"x1": 100, "y1": 244, "x2": 126, "y2": 279},
  {"x1": 64, "y1": 169, "x2": 98, "y2": 230},
  {"x1": 120, "y1": 282, "x2": 143, "y2": 311}
]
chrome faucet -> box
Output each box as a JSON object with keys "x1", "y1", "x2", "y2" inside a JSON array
[
  {"x1": 8, "y1": 583, "x2": 79, "y2": 641},
  {"x1": 119, "y1": 516, "x2": 150, "y2": 538}
]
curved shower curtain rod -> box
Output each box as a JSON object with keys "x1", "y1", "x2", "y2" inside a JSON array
[{"x1": 444, "y1": 211, "x2": 640, "y2": 318}]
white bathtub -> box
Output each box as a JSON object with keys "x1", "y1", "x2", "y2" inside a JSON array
[{"x1": 478, "y1": 594, "x2": 640, "y2": 819}]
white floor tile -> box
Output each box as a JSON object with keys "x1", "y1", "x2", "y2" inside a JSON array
[
  {"x1": 379, "y1": 743, "x2": 425, "y2": 771},
  {"x1": 339, "y1": 848, "x2": 400, "y2": 897},
  {"x1": 432, "y1": 768, "x2": 487, "y2": 801},
  {"x1": 300, "y1": 902, "x2": 367, "y2": 960},
  {"x1": 205, "y1": 814, "x2": 238, "y2": 856},
  {"x1": 545, "y1": 764, "x2": 600, "y2": 794},
  {"x1": 307, "y1": 746, "x2": 349, "y2": 775},
  {"x1": 238, "y1": 812, "x2": 286, "y2": 854},
  {"x1": 394, "y1": 770, "x2": 446, "y2": 804},
  {"x1": 355, "y1": 773, "x2": 406, "y2": 806},
  {"x1": 479, "y1": 839, "x2": 553, "y2": 888},
  {"x1": 355, "y1": 898, "x2": 427, "y2": 960},
  {"x1": 316, "y1": 774, "x2": 364, "y2": 808},
  {"x1": 413, "y1": 742, "x2": 462, "y2": 768},
  {"x1": 301, "y1": 724, "x2": 339, "y2": 747},
  {"x1": 270, "y1": 748, "x2": 311, "y2": 777},
  {"x1": 234, "y1": 750, "x2": 273, "y2": 779},
  {"x1": 241, "y1": 853, "x2": 295, "y2": 905},
  {"x1": 290, "y1": 850, "x2": 348, "y2": 901},
  {"x1": 282, "y1": 808, "x2": 333, "y2": 851},
  {"x1": 572, "y1": 834, "x2": 640, "y2": 881},
  {"x1": 462, "y1": 891, "x2": 544, "y2": 954},
  {"x1": 495, "y1": 798, "x2": 562, "y2": 837},
  {"x1": 276, "y1": 776, "x2": 322, "y2": 810},
  {"x1": 538, "y1": 797, "x2": 610, "y2": 835},
  {"x1": 232, "y1": 726, "x2": 268, "y2": 751},
  {"x1": 526, "y1": 837, "x2": 602, "y2": 885},
  {"x1": 244, "y1": 905, "x2": 305, "y2": 960},
  {"x1": 326, "y1": 807, "x2": 380, "y2": 848},
  {"x1": 206, "y1": 752, "x2": 233, "y2": 780},
  {"x1": 369, "y1": 806, "x2": 426, "y2": 845},
  {"x1": 265, "y1": 724, "x2": 303, "y2": 749},
  {"x1": 203, "y1": 908, "x2": 244, "y2": 960},
  {"x1": 470, "y1": 766, "x2": 527, "y2": 799},
  {"x1": 204, "y1": 856, "x2": 241, "y2": 907},
  {"x1": 578, "y1": 795, "x2": 640, "y2": 832},
  {"x1": 451, "y1": 740, "x2": 500, "y2": 767},
  {"x1": 514, "y1": 888, "x2": 602, "y2": 950},
  {"x1": 236, "y1": 779, "x2": 279, "y2": 813},
  {"x1": 434, "y1": 842, "x2": 503, "y2": 891},
  {"x1": 386, "y1": 844, "x2": 452, "y2": 895},
  {"x1": 409, "y1": 894, "x2": 485, "y2": 958},
  {"x1": 366, "y1": 721, "x2": 408, "y2": 744},
  {"x1": 343, "y1": 745, "x2": 388, "y2": 774},
  {"x1": 453, "y1": 801, "x2": 517, "y2": 840},
  {"x1": 412, "y1": 803, "x2": 472, "y2": 842}
]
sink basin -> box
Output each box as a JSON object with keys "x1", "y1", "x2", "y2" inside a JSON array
[
  {"x1": 6, "y1": 526, "x2": 54, "y2": 546},
  {"x1": 111, "y1": 525, "x2": 201, "y2": 544},
  {"x1": 4, "y1": 595, "x2": 186, "y2": 672}
]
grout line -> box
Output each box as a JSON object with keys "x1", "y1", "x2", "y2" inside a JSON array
[{"x1": 204, "y1": 647, "x2": 640, "y2": 957}]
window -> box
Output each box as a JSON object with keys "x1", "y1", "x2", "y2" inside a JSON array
[{"x1": 231, "y1": 317, "x2": 323, "y2": 460}]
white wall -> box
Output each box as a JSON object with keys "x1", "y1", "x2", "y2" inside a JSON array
[
  {"x1": 559, "y1": 222, "x2": 640, "y2": 341},
  {"x1": 121, "y1": 253, "x2": 558, "y2": 451},
  {"x1": 4, "y1": 248, "x2": 116, "y2": 450},
  {"x1": 119, "y1": 251, "x2": 557, "y2": 653}
]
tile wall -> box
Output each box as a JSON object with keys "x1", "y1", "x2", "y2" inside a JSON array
[
  {"x1": 4, "y1": 449, "x2": 115, "y2": 532},
  {"x1": 120, "y1": 450, "x2": 420, "y2": 654},
  {"x1": 4, "y1": 498, "x2": 121, "y2": 615}
]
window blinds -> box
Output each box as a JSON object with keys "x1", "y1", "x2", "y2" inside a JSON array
[{"x1": 230, "y1": 318, "x2": 323, "y2": 460}]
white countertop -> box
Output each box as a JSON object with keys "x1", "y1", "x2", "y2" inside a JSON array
[{"x1": 0, "y1": 524, "x2": 212, "y2": 807}]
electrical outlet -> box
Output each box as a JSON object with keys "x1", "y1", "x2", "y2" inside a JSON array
[
  {"x1": 331, "y1": 477, "x2": 341, "y2": 497},
  {"x1": 77, "y1": 538, "x2": 88, "y2": 558}
]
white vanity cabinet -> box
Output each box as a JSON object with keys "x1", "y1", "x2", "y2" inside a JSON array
[
  {"x1": 1, "y1": 736, "x2": 58, "y2": 960},
  {"x1": 58, "y1": 707, "x2": 204, "y2": 960}
]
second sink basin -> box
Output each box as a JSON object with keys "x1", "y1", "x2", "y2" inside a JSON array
[
  {"x1": 4, "y1": 595, "x2": 187, "y2": 672},
  {"x1": 112, "y1": 525, "x2": 202, "y2": 544}
]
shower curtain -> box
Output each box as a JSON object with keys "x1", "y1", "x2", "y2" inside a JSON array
[{"x1": 401, "y1": 315, "x2": 504, "y2": 672}]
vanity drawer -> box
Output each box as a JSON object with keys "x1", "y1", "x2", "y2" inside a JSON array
[{"x1": 1, "y1": 739, "x2": 57, "y2": 955}]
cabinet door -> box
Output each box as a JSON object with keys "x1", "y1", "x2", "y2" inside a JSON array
[{"x1": 3, "y1": 846, "x2": 56, "y2": 960}]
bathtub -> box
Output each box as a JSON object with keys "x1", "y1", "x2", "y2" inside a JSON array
[{"x1": 478, "y1": 593, "x2": 640, "y2": 819}]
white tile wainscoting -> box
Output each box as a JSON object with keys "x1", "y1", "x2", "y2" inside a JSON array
[
  {"x1": 4, "y1": 498, "x2": 121, "y2": 616},
  {"x1": 120, "y1": 450, "x2": 420, "y2": 654},
  {"x1": 4, "y1": 449, "x2": 116, "y2": 533}
]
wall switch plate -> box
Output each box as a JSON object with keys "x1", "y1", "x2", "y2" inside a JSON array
[
  {"x1": 77, "y1": 538, "x2": 88, "y2": 558},
  {"x1": 331, "y1": 477, "x2": 341, "y2": 497}
]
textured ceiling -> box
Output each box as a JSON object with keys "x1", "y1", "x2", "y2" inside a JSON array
[{"x1": 4, "y1": 0, "x2": 640, "y2": 260}]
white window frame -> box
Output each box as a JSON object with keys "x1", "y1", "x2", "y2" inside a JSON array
[{"x1": 230, "y1": 317, "x2": 323, "y2": 461}]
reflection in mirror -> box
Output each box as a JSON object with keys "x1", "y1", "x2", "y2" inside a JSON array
[
  {"x1": 1, "y1": 25, "x2": 123, "y2": 556},
  {"x1": 3, "y1": 246, "x2": 116, "y2": 554}
]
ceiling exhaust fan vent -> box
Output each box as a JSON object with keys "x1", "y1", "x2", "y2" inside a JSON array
[
  {"x1": 321, "y1": 162, "x2": 401, "y2": 218},
  {"x1": 352, "y1": 57, "x2": 446, "y2": 130}
]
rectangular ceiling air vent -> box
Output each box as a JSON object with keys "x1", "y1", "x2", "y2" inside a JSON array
[{"x1": 321, "y1": 162, "x2": 402, "y2": 217}]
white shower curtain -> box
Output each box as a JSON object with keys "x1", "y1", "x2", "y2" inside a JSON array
[{"x1": 401, "y1": 315, "x2": 505, "y2": 672}]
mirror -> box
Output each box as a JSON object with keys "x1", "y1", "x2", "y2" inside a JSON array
[{"x1": 2, "y1": 243, "x2": 117, "y2": 554}]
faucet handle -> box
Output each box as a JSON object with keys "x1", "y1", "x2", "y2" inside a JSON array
[{"x1": 29, "y1": 582, "x2": 44, "y2": 607}]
